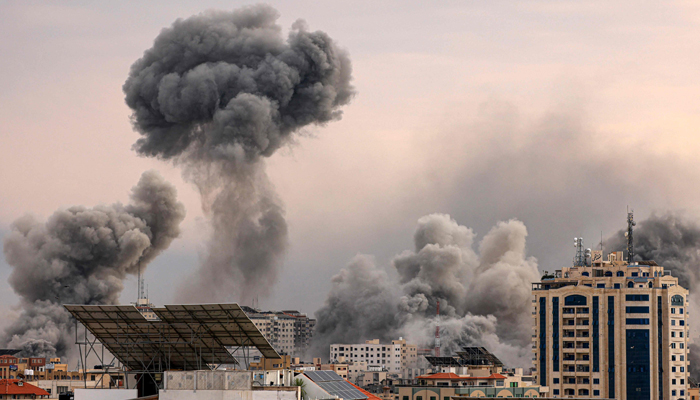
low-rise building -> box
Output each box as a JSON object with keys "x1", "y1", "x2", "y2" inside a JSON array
[
  {"x1": 396, "y1": 373, "x2": 540, "y2": 399},
  {"x1": 0, "y1": 379, "x2": 50, "y2": 399},
  {"x1": 330, "y1": 339, "x2": 418, "y2": 378}
]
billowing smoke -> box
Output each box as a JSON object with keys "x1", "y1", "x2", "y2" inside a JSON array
[
  {"x1": 2, "y1": 171, "x2": 185, "y2": 357},
  {"x1": 123, "y1": 4, "x2": 355, "y2": 302},
  {"x1": 313, "y1": 214, "x2": 539, "y2": 367},
  {"x1": 606, "y1": 212, "x2": 700, "y2": 381}
]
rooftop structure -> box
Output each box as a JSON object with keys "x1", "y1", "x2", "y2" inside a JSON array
[
  {"x1": 425, "y1": 347, "x2": 504, "y2": 368},
  {"x1": 65, "y1": 303, "x2": 280, "y2": 397},
  {"x1": 0, "y1": 379, "x2": 50, "y2": 398}
]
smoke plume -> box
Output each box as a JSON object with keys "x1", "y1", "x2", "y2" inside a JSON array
[
  {"x1": 1, "y1": 171, "x2": 185, "y2": 357},
  {"x1": 606, "y1": 212, "x2": 700, "y2": 382},
  {"x1": 123, "y1": 4, "x2": 355, "y2": 302},
  {"x1": 313, "y1": 214, "x2": 539, "y2": 367}
]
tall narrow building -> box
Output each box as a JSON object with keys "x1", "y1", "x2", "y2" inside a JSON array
[{"x1": 532, "y1": 243, "x2": 689, "y2": 399}]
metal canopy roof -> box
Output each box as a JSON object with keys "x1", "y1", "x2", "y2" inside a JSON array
[{"x1": 64, "y1": 303, "x2": 280, "y2": 372}]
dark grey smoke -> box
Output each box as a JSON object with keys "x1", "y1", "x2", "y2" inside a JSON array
[
  {"x1": 2, "y1": 171, "x2": 185, "y2": 357},
  {"x1": 123, "y1": 4, "x2": 355, "y2": 302},
  {"x1": 313, "y1": 214, "x2": 538, "y2": 367},
  {"x1": 606, "y1": 212, "x2": 700, "y2": 381}
]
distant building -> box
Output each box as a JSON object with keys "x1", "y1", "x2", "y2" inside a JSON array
[
  {"x1": 0, "y1": 379, "x2": 50, "y2": 399},
  {"x1": 330, "y1": 339, "x2": 418, "y2": 377},
  {"x1": 533, "y1": 237, "x2": 690, "y2": 399},
  {"x1": 243, "y1": 306, "x2": 316, "y2": 356}
]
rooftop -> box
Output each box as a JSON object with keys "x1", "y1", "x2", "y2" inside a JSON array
[{"x1": 0, "y1": 379, "x2": 50, "y2": 396}]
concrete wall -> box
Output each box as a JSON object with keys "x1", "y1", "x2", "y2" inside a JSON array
[
  {"x1": 160, "y1": 389, "x2": 297, "y2": 400},
  {"x1": 165, "y1": 371, "x2": 252, "y2": 391},
  {"x1": 74, "y1": 388, "x2": 137, "y2": 400}
]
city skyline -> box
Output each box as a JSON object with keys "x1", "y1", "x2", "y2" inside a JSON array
[{"x1": 2, "y1": 1, "x2": 700, "y2": 381}]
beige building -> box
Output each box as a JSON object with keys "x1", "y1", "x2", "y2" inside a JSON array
[
  {"x1": 395, "y1": 373, "x2": 540, "y2": 399},
  {"x1": 533, "y1": 247, "x2": 689, "y2": 400},
  {"x1": 330, "y1": 339, "x2": 417, "y2": 377}
]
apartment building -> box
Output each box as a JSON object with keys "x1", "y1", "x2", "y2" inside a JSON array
[
  {"x1": 533, "y1": 246, "x2": 689, "y2": 400},
  {"x1": 330, "y1": 339, "x2": 418, "y2": 377},
  {"x1": 243, "y1": 307, "x2": 316, "y2": 356}
]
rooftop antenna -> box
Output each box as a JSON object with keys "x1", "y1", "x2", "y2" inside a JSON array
[
  {"x1": 434, "y1": 300, "x2": 441, "y2": 357},
  {"x1": 626, "y1": 207, "x2": 636, "y2": 262},
  {"x1": 137, "y1": 263, "x2": 142, "y2": 303},
  {"x1": 573, "y1": 237, "x2": 585, "y2": 266}
]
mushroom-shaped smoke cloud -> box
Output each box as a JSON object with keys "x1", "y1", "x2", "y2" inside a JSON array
[{"x1": 123, "y1": 4, "x2": 355, "y2": 302}]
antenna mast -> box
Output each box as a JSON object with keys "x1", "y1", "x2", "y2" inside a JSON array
[
  {"x1": 434, "y1": 300, "x2": 441, "y2": 357},
  {"x1": 627, "y1": 208, "x2": 636, "y2": 262}
]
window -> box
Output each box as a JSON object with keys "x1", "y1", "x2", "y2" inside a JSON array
[
  {"x1": 672, "y1": 355, "x2": 676, "y2": 361},
  {"x1": 614, "y1": 283, "x2": 621, "y2": 289},
  {"x1": 672, "y1": 308, "x2": 676, "y2": 314},
  {"x1": 626, "y1": 294, "x2": 649, "y2": 301},
  {"x1": 672, "y1": 295, "x2": 684, "y2": 306},
  {"x1": 593, "y1": 378, "x2": 599, "y2": 384},
  {"x1": 628, "y1": 281, "x2": 634, "y2": 288},
  {"x1": 682, "y1": 367, "x2": 686, "y2": 372},
  {"x1": 553, "y1": 390, "x2": 559, "y2": 395},
  {"x1": 597, "y1": 284, "x2": 605, "y2": 288},
  {"x1": 671, "y1": 343, "x2": 676, "y2": 349},
  {"x1": 672, "y1": 320, "x2": 676, "y2": 326},
  {"x1": 626, "y1": 318, "x2": 650, "y2": 325},
  {"x1": 553, "y1": 378, "x2": 559, "y2": 384},
  {"x1": 617, "y1": 271, "x2": 624, "y2": 277},
  {"x1": 680, "y1": 308, "x2": 684, "y2": 314},
  {"x1": 673, "y1": 379, "x2": 677, "y2": 384},
  {"x1": 565, "y1": 295, "x2": 587, "y2": 306},
  {"x1": 680, "y1": 320, "x2": 685, "y2": 326},
  {"x1": 594, "y1": 390, "x2": 600, "y2": 396},
  {"x1": 626, "y1": 306, "x2": 649, "y2": 313},
  {"x1": 430, "y1": 396, "x2": 436, "y2": 400},
  {"x1": 673, "y1": 390, "x2": 677, "y2": 396},
  {"x1": 631, "y1": 272, "x2": 638, "y2": 277}
]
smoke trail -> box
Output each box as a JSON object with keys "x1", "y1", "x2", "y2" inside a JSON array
[
  {"x1": 313, "y1": 214, "x2": 538, "y2": 367},
  {"x1": 123, "y1": 5, "x2": 355, "y2": 302},
  {"x1": 1, "y1": 171, "x2": 185, "y2": 357}
]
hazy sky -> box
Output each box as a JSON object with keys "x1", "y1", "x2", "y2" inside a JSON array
[{"x1": 2, "y1": 0, "x2": 700, "y2": 325}]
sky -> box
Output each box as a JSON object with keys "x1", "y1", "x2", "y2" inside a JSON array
[{"x1": 1, "y1": 0, "x2": 700, "y2": 327}]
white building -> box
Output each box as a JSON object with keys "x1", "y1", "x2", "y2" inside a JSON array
[{"x1": 330, "y1": 339, "x2": 417, "y2": 377}]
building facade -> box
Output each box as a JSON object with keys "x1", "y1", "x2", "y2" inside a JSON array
[
  {"x1": 396, "y1": 372, "x2": 540, "y2": 399},
  {"x1": 330, "y1": 339, "x2": 418, "y2": 377},
  {"x1": 243, "y1": 307, "x2": 316, "y2": 357},
  {"x1": 532, "y1": 249, "x2": 689, "y2": 399}
]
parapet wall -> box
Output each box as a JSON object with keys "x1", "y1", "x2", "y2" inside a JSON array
[{"x1": 165, "y1": 370, "x2": 253, "y2": 391}]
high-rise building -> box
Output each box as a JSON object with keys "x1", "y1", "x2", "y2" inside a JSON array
[
  {"x1": 532, "y1": 246, "x2": 689, "y2": 400},
  {"x1": 242, "y1": 306, "x2": 316, "y2": 357}
]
